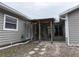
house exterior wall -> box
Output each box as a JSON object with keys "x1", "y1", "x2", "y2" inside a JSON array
[
  {"x1": 68, "y1": 9, "x2": 79, "y2": 46},
  {"x1": 25, "y1": 21, "x2": 32, "y2": 39},
  {"x1": 0, "y1": 12, "x2": 31, "y2": 46}
]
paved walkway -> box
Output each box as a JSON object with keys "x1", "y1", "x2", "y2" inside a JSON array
[{"x1": 25, "y1": 41, "x2": 48, "y2": 57}]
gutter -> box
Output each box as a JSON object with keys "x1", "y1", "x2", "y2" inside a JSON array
[{"x1": 0, "y1": 2, "x2": 31, "y2": 21}]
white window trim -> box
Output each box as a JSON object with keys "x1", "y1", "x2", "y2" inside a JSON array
[{"x1": 3, "y1": 14, "x2": 18, "y2": 31}]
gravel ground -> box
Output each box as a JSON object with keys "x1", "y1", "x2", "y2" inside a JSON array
[{"x1": 0, "y1": 41, "x2": 79, "y2": 57}]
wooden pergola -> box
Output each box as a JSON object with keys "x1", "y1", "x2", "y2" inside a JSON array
[{"x1": 31, "y1": 18, "x2": 55, "y2": 43}]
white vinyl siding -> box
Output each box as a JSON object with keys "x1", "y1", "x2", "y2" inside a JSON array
[
  {"x1": 0, "y1": 12, "x2": 27, "y2": 46},
  {"x1": 68, "y1": 9, "x2": 79, "y2": 46}
]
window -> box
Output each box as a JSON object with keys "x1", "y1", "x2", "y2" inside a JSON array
[{"x1": 4, "y1": 14, "x2": 18, "y2": 31}]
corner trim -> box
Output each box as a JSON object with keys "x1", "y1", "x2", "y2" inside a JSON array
[{"x1": 65, "y1": 14, "x2": 70, "y2": 46}]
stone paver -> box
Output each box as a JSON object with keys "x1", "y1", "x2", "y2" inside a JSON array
[
  {"x1": 34, "y1": 48, "x2": 39, "y2": 51},
  {"x1": 29, "y1": 51, "x2": 35, "y2": 55},
  {"x1": 41, "y1": 48, "x2": 46, "y2": 51},
  {"x1": 39, "y1": 52, "x2": 45, "y2": 55}
]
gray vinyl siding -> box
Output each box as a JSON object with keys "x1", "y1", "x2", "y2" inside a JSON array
[
  {"x1": 25, "y1": 22, "x2": 31, "y2": 39},
  {"x1": 0, "y1": 12, "x2": 30, "y2": 46},
  {"x1": 68, "y1": 9, "x2": 79, "y2": 45}
]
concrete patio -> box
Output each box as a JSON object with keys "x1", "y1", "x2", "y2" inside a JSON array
[{"x1": 0, "y1": 41, "x2": 79, "y2": 57}]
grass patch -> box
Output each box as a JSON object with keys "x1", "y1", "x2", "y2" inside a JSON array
[{"x1": 0, "y1": 42, "x2": 38, "y2": 57}]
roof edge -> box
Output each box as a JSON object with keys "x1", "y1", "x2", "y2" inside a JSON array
[
  {"x1": 59, "y1": 4, "x2": 79, "y2": 16},
  {"x1": 0, "y1": 2, "x2": 31, "y2": 21}
]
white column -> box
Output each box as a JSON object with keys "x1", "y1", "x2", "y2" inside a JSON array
[
  {"x1": 65, "y1": 14, "x2": 69, "y2": 45},
  {"x1": 39, "y1": 21, "x2": 41, "y2": 42}
]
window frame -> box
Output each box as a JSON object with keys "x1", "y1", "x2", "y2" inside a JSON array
[{"x1": 3, "y1": 14, "x2": 18, "y2": 31}]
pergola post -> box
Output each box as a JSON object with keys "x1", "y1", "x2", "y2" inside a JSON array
[
  {"x1": 30, "y1": 23, "x2": 33, "y2": 41},
  {"x1": 32, "y1": 24, "x2": 35, "y2": 41},
  {"x1": 50, "y1": 21, "x2": 53, "y2": 43},
  {"x1": 58, "y1": 24, "x2": 59, "y2": 36},
  {"x1": 35, "y1": 23, "x2": 36, "y2": 40},
  {"x1": 39, "y1": 21, "x2": 41, "y2": 42}
]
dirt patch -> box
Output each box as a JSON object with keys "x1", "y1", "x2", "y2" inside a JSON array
[
  {"x1": 0, "y1": 41, "x2": 38, "y2": 57},
  {"x1": 0, "y1": 41, "x2": 79, "y2": 57}
]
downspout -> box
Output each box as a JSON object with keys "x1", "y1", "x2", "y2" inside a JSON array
[
  {"x1": 65, "y1": 14, "x2": 70, "y2": 46},
  {"x1": 60, "y1": 14, "x2": 69, "y2": 46}
]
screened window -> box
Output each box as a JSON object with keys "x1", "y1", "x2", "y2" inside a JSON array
[{"x1": 4, "y1": 15, "x2": 18, "y2": 31}]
